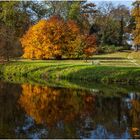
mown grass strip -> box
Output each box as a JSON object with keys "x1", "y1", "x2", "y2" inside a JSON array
[{"x1": 0, "y1": 61, "x2": 140, "y2": 85}]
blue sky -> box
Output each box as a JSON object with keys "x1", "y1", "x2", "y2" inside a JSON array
[{"x1": 88, "y1": 0, "x2": 134, "y2": 8}]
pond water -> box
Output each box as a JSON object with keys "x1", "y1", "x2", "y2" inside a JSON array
[{"x1": 0, "y1": 81, "x2": 140, "y2": 139}]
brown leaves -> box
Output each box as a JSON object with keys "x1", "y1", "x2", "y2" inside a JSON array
[{"x1": 84, "y1": 35, "x2": 97, "y2": 58}]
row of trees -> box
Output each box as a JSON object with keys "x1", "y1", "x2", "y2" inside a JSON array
[{"x1": 0, "y1": 1, "x2": 139, "y2": 60}]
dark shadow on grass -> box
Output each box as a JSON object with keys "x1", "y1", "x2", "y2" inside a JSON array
[
  {"x1": 65, "y1": 79, "x2": 140, "y2": 95},
  {"x1": 23, "y1": 64, "x2": 84, "y2": 84},
  {"x1": 11, "y1": 57, "x2": 127, "y2": 63},
  {"x1": 92, "y1": 57, "x2": 127, "y2": 60},
  {"x1": 62, "y1": 66, "x2": 140, "y2": 84}
]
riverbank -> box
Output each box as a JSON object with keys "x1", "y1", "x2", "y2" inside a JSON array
[{"x1": 0, "y1": 60, "x2": 140, "y2": 85}]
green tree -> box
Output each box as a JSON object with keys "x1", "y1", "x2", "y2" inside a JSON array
[
  {"x1": 0, "y1": 2, "x2": 24, "y2": 61},
  {"x1": 111, "y1": 5, "x2": 130, "y2": 46},
  {"x1": 0, "y1": 1, "x2": 50, "y2": 61},
  {"x1": 68, "y1": 2, "x2": 96, "y2": 33},
  {"x1": 94, "y1": 2, "x2": 130, "y2": 46}
]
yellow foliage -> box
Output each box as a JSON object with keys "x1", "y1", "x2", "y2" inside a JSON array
[
  {"x1": 20, "y1": 16, "x2": 80, "y2": 59},
  {"x1": 132, "y1": 1, "x2": 140, "y2": 45},
  {"x1": 19, "y1": 84, "x2": 96, "y2": 127}
]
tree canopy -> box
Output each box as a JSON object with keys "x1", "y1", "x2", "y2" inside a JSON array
[
  {"x1": 132, "y1": 1, "x2": 140, "y2": 47},
  {"x1": 0, "y1": 1, "x2": 138, "y2": 60},
  {"x1": 20, "y1": 16, "x2": 97, "y2": 59}
]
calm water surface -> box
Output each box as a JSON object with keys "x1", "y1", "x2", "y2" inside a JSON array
[{"x1": 0, "y1": 81, "x2": 140, "y2": 139}]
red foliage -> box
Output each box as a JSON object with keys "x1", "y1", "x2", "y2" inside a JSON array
[{"x1": 84, "y1": 35, "x2": 97, "y2": 58}]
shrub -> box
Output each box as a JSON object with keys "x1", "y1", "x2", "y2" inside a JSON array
[{"x1": 98, "y1": 45, "x2": 129, "y2": 54}]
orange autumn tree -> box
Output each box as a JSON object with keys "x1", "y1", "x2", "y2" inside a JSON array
[
  {"x1": 20, "y1": 16, "x2": 80, "y2": 59},
  {"x1": 84, "y1": 35, "x2": 97, "y2": 59}
]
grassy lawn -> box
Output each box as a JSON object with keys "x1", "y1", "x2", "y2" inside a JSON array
[
  {"x1": 12, "y1": 51, "x2": 139, "y2": 67},
  {"x1": 93, "y1": 51, "x2": 130, "y2": 59},
  {"x1": 0, "y1": 51, "x2": 140, "y2": 85}
]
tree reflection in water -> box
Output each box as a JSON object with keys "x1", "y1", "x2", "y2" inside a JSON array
[
  {"x1": 0, "y1": 81, "x2": 140, "y2": 138},
  {"x1": 18, "y1": 84, "x2": 140, "y2": 139},
  {"x1": 19, "y1": 84, "x2": 96, "y2": 138},
  {"x1": 124, "y1": 93, "x2": 140, "y2": 139}
]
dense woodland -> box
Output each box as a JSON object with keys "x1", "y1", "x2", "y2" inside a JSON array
[{"x1": 0, "y1": 0, "x2": 140, "y2": 60}]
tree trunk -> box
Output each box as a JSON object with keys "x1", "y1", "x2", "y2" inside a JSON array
[
  {"x1": 55, "y1": 55, "x2": 62, "y2": 60},
  {"x1": 119, "y1": 17, "x2": 124, "y2": 46},
  {"x1": 135, "y1": 45, "x2": 138, "y2": 51}
]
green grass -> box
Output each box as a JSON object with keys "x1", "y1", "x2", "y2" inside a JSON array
[
  {"x1": 93, "y1": 51, "x2": 130, "y2": 59},
  {"x1": 128, "y1": 51, "x2": 140, "y2": 59},
  {"x1": 127, "y1": 51, "x2": 140, "y2": 65},
  {"x1": 0, "y1": 61, "x2": 140, "y2": 85},
  {"x1": 0, "y1": 51, "x2": 140, "y2": 86}
]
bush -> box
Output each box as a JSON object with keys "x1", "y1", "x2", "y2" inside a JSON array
[{"x1": 98, "y1": 45, "x2": 129, "y2": 54}]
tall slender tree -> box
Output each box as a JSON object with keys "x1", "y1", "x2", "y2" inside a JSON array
[{"x1": 132, "y1": 0, "x2": 140, "y2": 51}]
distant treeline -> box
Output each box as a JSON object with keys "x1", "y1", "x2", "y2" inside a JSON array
[{"x1": 0, "y1": 1, "x2": 139, "y2": 60}]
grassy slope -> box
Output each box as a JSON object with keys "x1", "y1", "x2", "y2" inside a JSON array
[
  {"x1": 0, "y1": 51, "x2": 140, "y2": 86},
  {"x1": 0, "y1": 51, "x2": 140, "y2": 88},
  {"x1": 127, "y1": 51, "x2": 140, "y2": 66}
]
